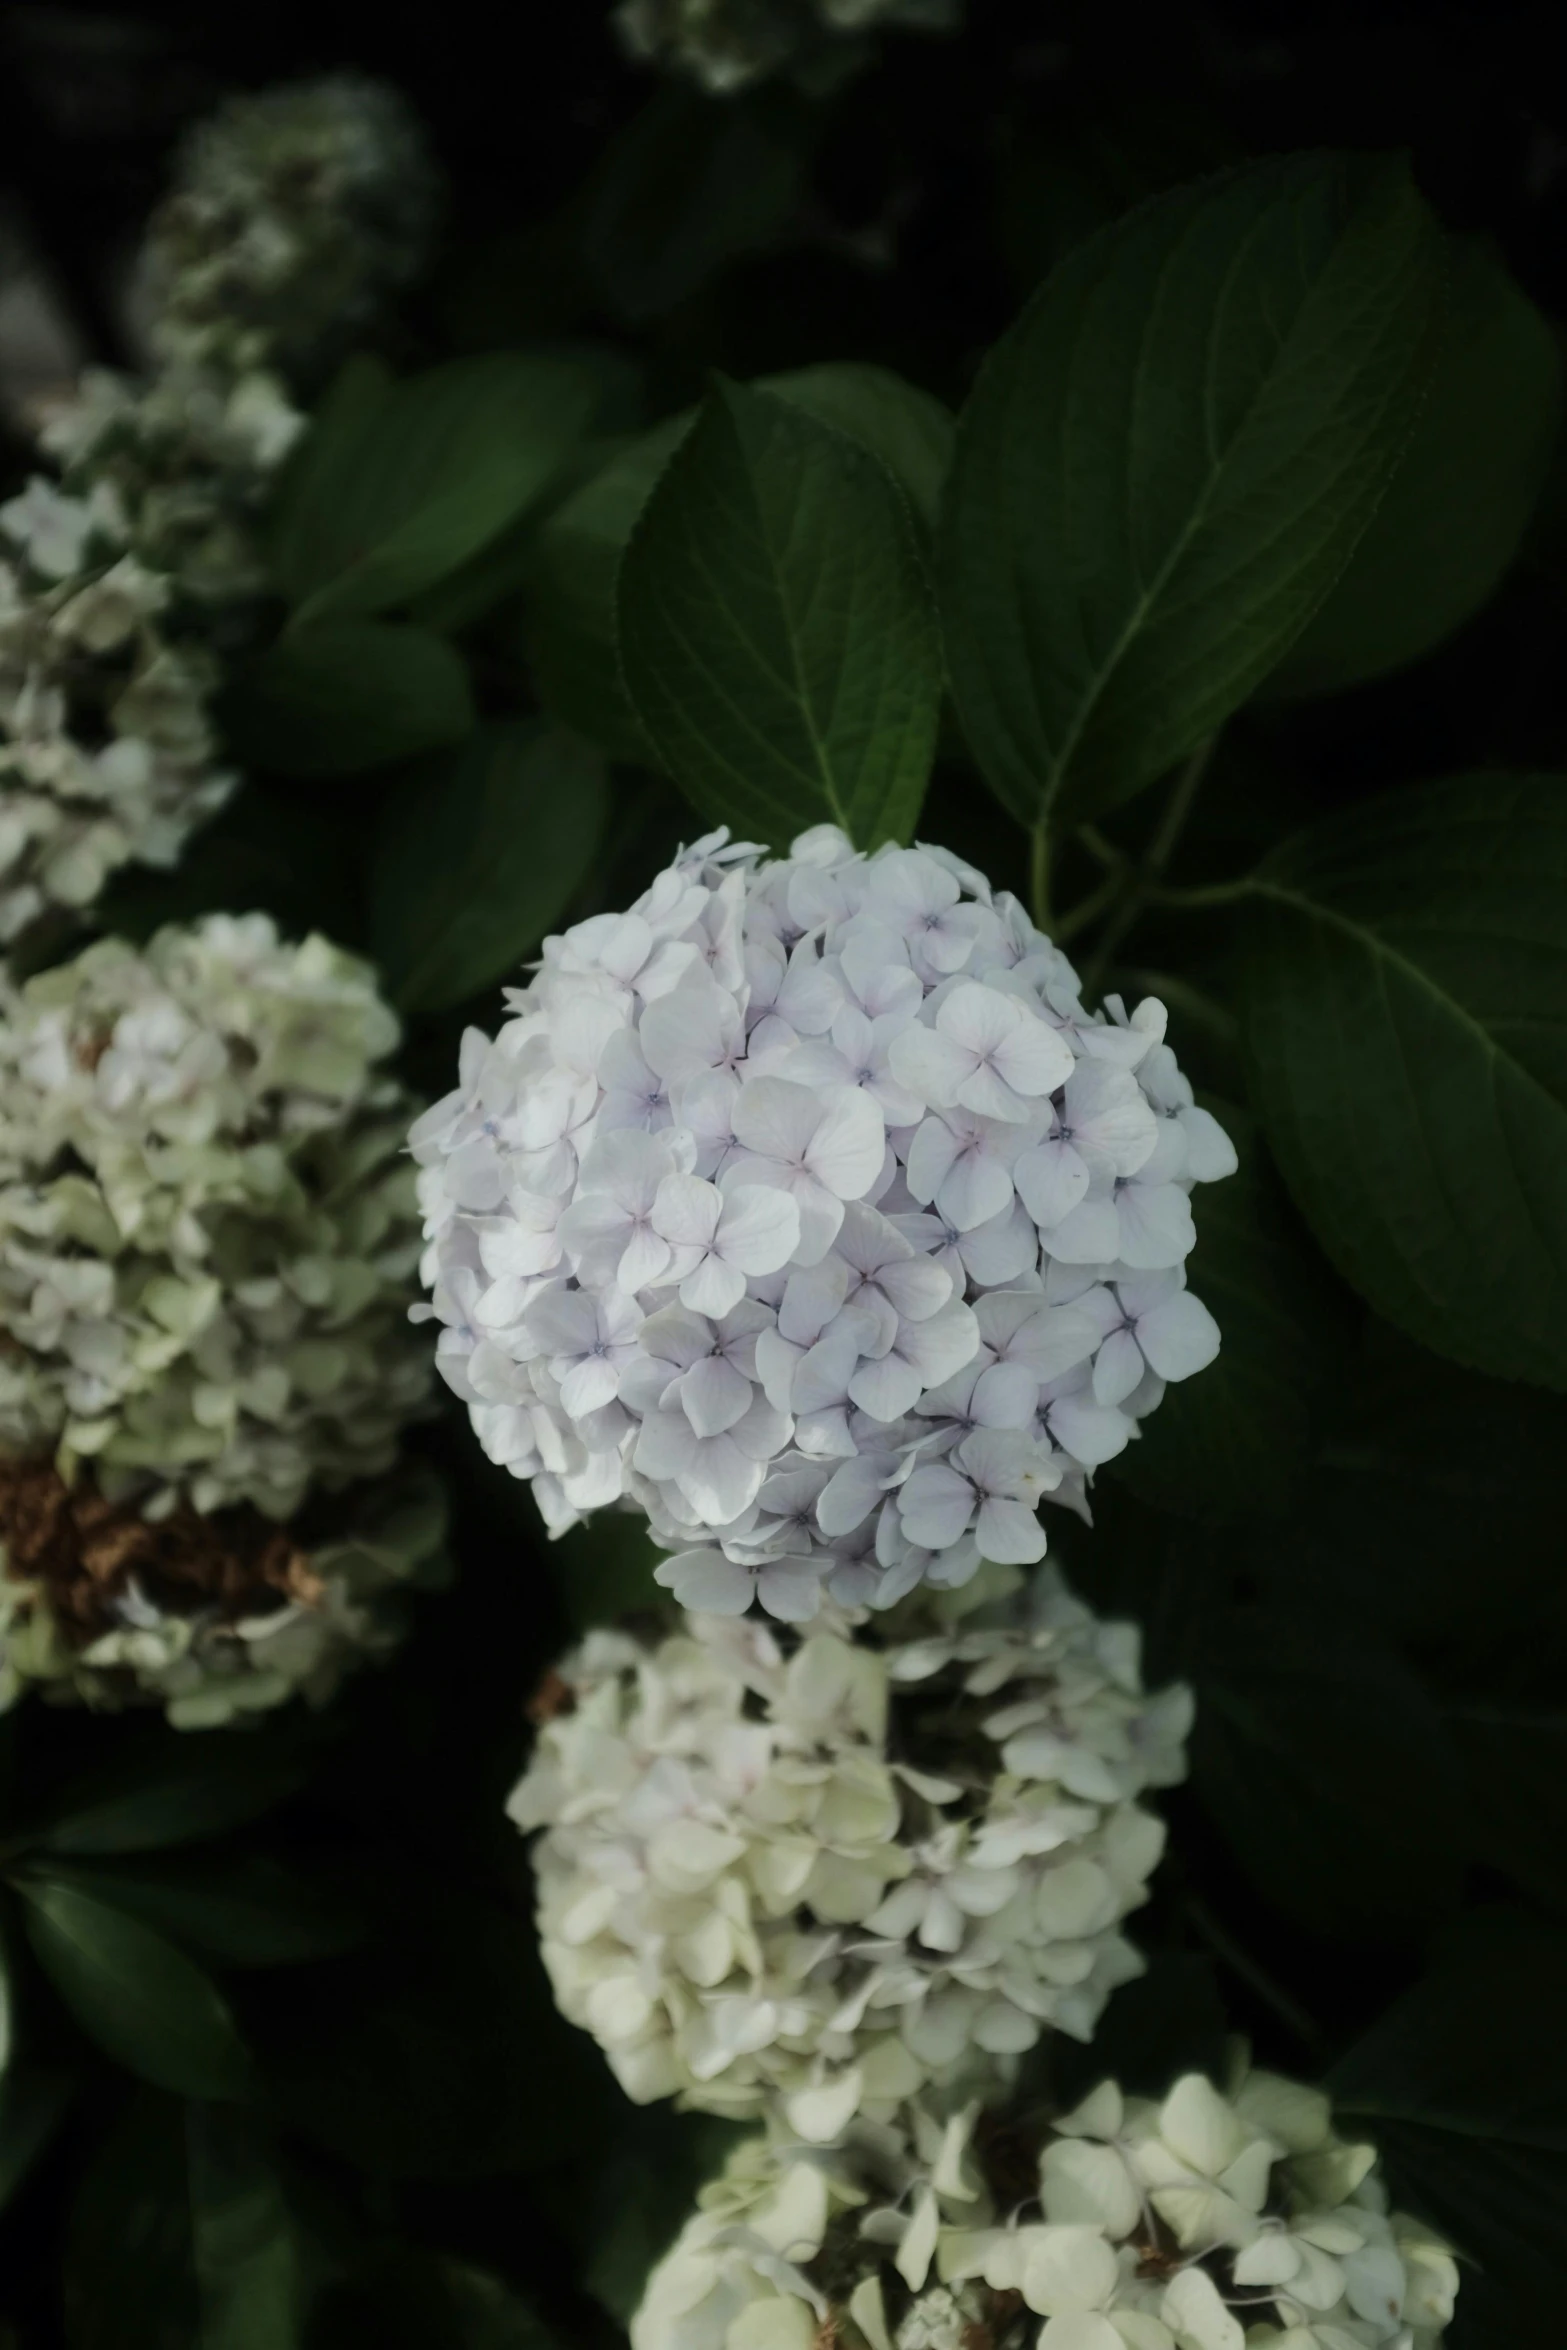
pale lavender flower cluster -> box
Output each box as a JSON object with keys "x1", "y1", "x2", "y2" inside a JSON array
[{"x1": 411, "y1": 826, "x2": 1234, "y2": 1618}]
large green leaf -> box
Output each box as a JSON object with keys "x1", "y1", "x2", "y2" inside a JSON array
[
  {"x1": 218, "y1": 624, "x2": 475, "y2": 779},
  {"x1": 1239, "y1": 772, "x2": 1567, "y2": 1390},
  {"x1": 64, "y1": 2090, "x2": 200, "y2": 2350},
  {"x1": 1451, "y1": 1706, "x2": 1567, "y2": 1914},
  {"x1": 1331, "y1": 1913, "x2": 1567, "y2": 2334},
  {"x1": 1112, "y1": 1099, "x2": 1353, "y2": 1517},
  {"x1": 1269, "y1": 236, "x2": 1562, "y2": 695},
  {"x1": 619, "y1": 379, "x2": 941, "y2": 848},
  {"x1": 369, "y1": 721, "x2": 609, "y2": 1015},
  {"x1": 525, "y1": 365, "x2": 947, "y2": 760},
  {"x1": 938, "y1": 152, "x2": 1446, "y2": 826},
  {"x1": 271, "y1": 355, "x2": 613, "y2": 624},
  {"x1": 0, "y1": 2057, "x2": 75, "y2": 2213},
  {"x1": 1191, "y1": 1607, "x2": 1470, "y2": 1941},
  {"x1": 18, "y1": 1878, "x2": 250, "y2": 2098}
]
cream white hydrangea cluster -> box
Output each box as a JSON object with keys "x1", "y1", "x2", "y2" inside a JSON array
[
  {"x1": 617, "y1": 0, "x2": 959, "y2": 96},
  {"x1": 413, "y1": 826, "x2": 1234, "y2": 1619},
  {"x1": 0, "y1": 913, "x2": 430, "y2": 1518},
  {"x1": 631, "y1": 2067, "x2": 1459, "y2": 2350},
  {"x1": 136, "y1": 76, "x2": 439, "y2": 381},
  {"x1": 510, "y1": 1565, "x2": 1190, "y2": 2127},
  {"x1": 1, "y1": 78, "x2": 437, "y2": 945}
]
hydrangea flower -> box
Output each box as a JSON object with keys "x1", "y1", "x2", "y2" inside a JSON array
[
  {"x1": 630, "y1": 2066, "x2": 1458, "y2": 2350},
  {"x1": 1, "y1": 1459, "x2": 445, "y2": 1730},
  {"x1": 510, "y1": 1565, "x2": 1190, "y2": 2128},
  {"x1": 617, "y1": 0, "x2": 959, "y2": 96},
  {"x1": 412, "y1": 827, "x2": 1233, "y2": 1617},
  {"x1": 0, "y1": 914, "x2": 430, "y2": 1520},
  {"x1": 136, "y1": 76, "x2": 439, "y2": 380},
  {"x1": 3, "y1": 78, "x2": 438, "y2": 945}
]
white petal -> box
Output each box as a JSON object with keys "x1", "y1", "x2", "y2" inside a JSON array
[
  {"x1": 678, "y1": 1352, "x2": 754, "y2": 1437},
  {"x1": 717, "y1": 1184, "x2": 802, "y2": 1273},
  {"x1": 1136, "y1": 1289, "x2": 1220, "y2": 1381},
  {"x1": 806, "y1": 1087, "x2": 885, "y2": 1201},
  {"x1": 1016, "y1": 1138, "x2": 1091, "y2": 1230}
]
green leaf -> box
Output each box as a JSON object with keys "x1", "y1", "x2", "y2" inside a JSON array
[
  {"x1": 32, "y1": 1857, "x2": 361, "y2": 1968},
  {"x1": 1191, "y1": 1607, "x2": 1470, "y2": 1941},
  {"x1": 1331, "y1": 1912, "x2": 1567, "y2": 2332},
  {"x1": 369, "y1": 720, "x2": 609, "y2": 1015},
  {"x1": 938, "y1": 152, "x2": 1447, "y2": 827},
  {"x1": 1112, "y1": 1100, "x2": 1354, "y2": 1517},
  {"x1": 521, "y1": 422, "x2": 689, "y2": 758},
  {"x1": 761, "y1": 364, "x2": 954, "y2": 538},
  {"x1": 0, "y1": 2057, "x2": 75, "y2": 2212},
  {"x1": 19, "y1": 1878, "x2": 250, "y2": 2098},
  {"x1": 19, "y1": 1732, "x2": 311, "y2": 1856},
  {"x1": 619, "y1": 378, "x2": 942, "y2": 848},
  {"x1": 1238, "y1": 772, "x2": 1567, "y2": 1390},
  {"x1": 187, "y1": 2104, "x2": 306, "y2": 2350},
  {"x1": 549, "y1": 1513, "x2": 677, "y2": 1634},
  {"x1": 1450, "y1": 1706, "x2": 1567, "y2": 1914},
  {"x1": 1269, "y1": 236, "x2": 1563, "y2": 695},
  {"x1": 93, "y1": 786, "x2": 365, "y2": 946},
  {"x1": 271, "y1": 355, "x2": 614, "y2": 624},
  {"x1": 218, "y1": 624, "x2": 474, "y2": 779}
]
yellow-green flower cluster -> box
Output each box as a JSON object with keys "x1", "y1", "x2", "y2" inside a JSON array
[{"x1": 0, "y1": 913, "x2": 430, "y2": 1519}]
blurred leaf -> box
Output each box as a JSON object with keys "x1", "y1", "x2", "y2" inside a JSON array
[
  {"x1": 1112, "y1": 1101, "x2": 1354, "y2": 1516},
  {"x1": 1451, "y1": 1706, "x2": 1567, "y2": 1913},
  {"x1": 576, "y1": 83, "x2": 815, "y2": 323},
  {"x1": 32, "y1": 1856, "x2": 361, "y2": 1968},
  {"x1": 1191, "y1": 1607, "x2": 1470, "y2": 1941},
  {"x1": 271, "y1": 355, "x2": 614, "y2": 624},
  {"x1": 1051, "y1": 1951, "x2": 1229, "y2": 2107},
  {"x1": 1270, "y1": 237, "x2": 1562, "y2": 695},
  {"x1": 0, "y1": 2057, "x2": 75, "y2": 2212},
  {"x1": 219, "y1": 625, "x2": 474, "y2": 779},
  {"x1": 19, "y1": 1733, "x2": 311, "y2": 1857},
  {"x1": 938, "y1": 153, "x2": 1446, "y2": 827},
  {"x1": 551, "y1": 2107, "x2": 744, "y2": 2323},
  {"x1": 19, "y1": 1878, "x2": 249, "y2": 2097},
  {"x1": 620, "y1": 379, "x2": 941, "y2": 848},
  {"x1": 995, "y1": 98, "x2": 1242, "y2": 293},
  {"x1": 1239, "y1": 772, "x2": 1567, "y2": 1391},
  {"x1": 64, "y1": 2090, "x2": 199, "y2": 2350},
  {"x1": 1332, "y1": 1912, "x2": 1567, "y2": 2333},
  {"x1": 309, "y1": 2254, "x2": 559, "y2": 2350},
  {"x1": 187, "y1": 2104, "x2": 307, "y2": 2350},
  {"x1": 370, "y1": 720, "x2": 609, "y2": 1014},
  {"x1": 93, "y1": 787, "x2": 364, "y2": 946},
  {"x1": 549, "y1": 1513, "x2": 676, "y2": 1634}
]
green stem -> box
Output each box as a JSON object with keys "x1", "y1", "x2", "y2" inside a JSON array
[
  {"x1": 1079, "y1": 731, "x2": 1221, "y2": 996},
  {"x1": 1053, "y1": 871, "x2": 1123, "y2": 944},
  {"x1": 1146, "y1": 876, "x2": 1257, "y2": 911},
  {"x1": 1030, "y1": 819, "x2": 1053, "y2": 931}
]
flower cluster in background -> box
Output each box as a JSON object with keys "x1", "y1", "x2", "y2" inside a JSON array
[
  {"x1": 0, "y1": 913, "x2": 435, "y2": 1723},
  {"x1": 512, "y1": 1565, "x2": 1189, "y2": 2125},
  {"x1": 631, "y1": 2067, "x2": 1459, "y2": 2350},
  {"x1": 616, "y1": 0, "x2": 959, "y2": 95},
  {"x1": 0, "y1": 77, "x2": 435, "y2": 948},
  {"x1": 414, "y1": 825, "x2": 1234, "y2": 1620}
]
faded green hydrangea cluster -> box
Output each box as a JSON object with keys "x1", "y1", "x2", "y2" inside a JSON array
[
  {"x1": 616, "y1": 0, "x2": 958, "y2": 95},
  {"x1": 511, "y1": 1565, "x2": 1190, "y2": 2129},
  {"x1": 631, "y1": 2066, "x2": 1458, "y2": 2350},
  {"x1": 1, "y1": 77, "x2": 437, "y2": 946},
  {"x1": 137, "y1": 75, "x2": 439, "y2": 381},
  {"x1": 0, "y1": 913, "x2": 430, "y2": 1516},
  {"x1": 0, "y1": 1469, "x2": 446, "y2": 1731}
]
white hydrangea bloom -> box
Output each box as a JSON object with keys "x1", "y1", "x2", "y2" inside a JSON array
[
  {"x1": 617, "y1": 0, "x2": 959, "y2": 96},
  {"x1": 413, "y1": 826, "x2": 1234, "y2": 1616},
  {"x1": 136, "y1": 76, "x2": 439, "y2": 379},
  {"x1": 631, "y1": 2068, "x2": 1458, "y2": 2350},
  {"x1": 1, "y1": 1466, "x2": 446, "y2": 1731},
  {"x1": 510, "y1": 1565, "x2": 1190, "y2": 2126},
  {"x1": 0, "y1": 914, "x2": 430, "y2": 1518}
]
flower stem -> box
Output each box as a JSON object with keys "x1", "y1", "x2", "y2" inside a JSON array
[
  {"x1": 1079, "y1": 732, "x2": 1221, "y2": 997},
  {"x1": 1030, "y1": 818, "x2": 1053, "y2": 931}
]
